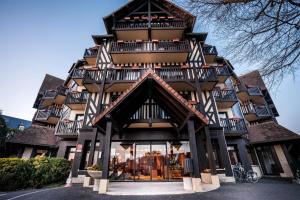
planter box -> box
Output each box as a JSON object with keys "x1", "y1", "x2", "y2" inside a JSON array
[{"x1": 87, "y1": 170, "x2": 103, "y2": 179}]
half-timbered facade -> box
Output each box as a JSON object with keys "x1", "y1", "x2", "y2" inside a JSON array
[{"x1": 27, "y1": 0, "x2": 299, "y2": 193}]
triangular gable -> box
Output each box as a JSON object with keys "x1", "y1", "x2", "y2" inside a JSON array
[
  {"x1": 103, "y1": 0, "x2": 196, "y2": 34},
  {"x1": 93, "y1": 69, "x2": 208, "y2": 126}
]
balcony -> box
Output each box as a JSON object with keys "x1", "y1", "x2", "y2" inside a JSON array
[
  {"x1": 35, "y1": 106, "x2": 62, "y2": 125},
  {"x1": 84, "y1": 48, "x2": 98, "y2": 65},
  {"x1": 110, "y1": 41, "x2": 190, "y2": 64},
  {"x1": 40, "y1": 87, "x2": 67, "y2": 107},
  {"x1": 65, "y1": 91, "x2": 88, "y2": 110},
  {"x1": 213, "y1": 89, "x2": 238, "y2": 108},
  {"x1": 71, "y1": 69, "x2": 85, "y2": 86},
  {"x1": 242, "y1": 103, "x2": 271, "y2": 122},
  {"x1": 220, "y1": 118, "x2": 247, "y2": 135},
  {"x1": 114, "y1": 20, "x2": 186, "y2": 41},
  {"x1": 55, "y1": 120, "x2": 83, "y2": 138},
  {"x1": 202, "y1": 45, "x2": 218, "y2": 63},
  {"x1": 83, "y1": 69, "x2": 105, "y2": 92},
  {"x1": 215, "y1": 65, "x2": 231, "y2": 83},
  {"x1": 235, "y1": 85, "x2": 265, "y2": 104}
]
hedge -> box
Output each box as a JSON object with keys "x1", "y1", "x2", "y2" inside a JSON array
[{"x1": 0, "y1": 157, "x2": 70, "y2": 191}]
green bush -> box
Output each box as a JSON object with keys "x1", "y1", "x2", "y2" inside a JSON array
[{"x1": 0, "y1": 157, "x2": 70, "y2": 191}]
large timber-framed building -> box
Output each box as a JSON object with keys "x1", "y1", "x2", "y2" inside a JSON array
[{"x1": 20, "y1": 0, "x2": 299, "y2": 193}]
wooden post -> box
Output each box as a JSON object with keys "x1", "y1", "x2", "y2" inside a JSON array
[
  {"x1": 102, "y1": 120, "x2": 112, "y2": 179},
  {"x1": 205, "y1": 126, "x2": 217, "y2": 175},
  {"x1": 187, "y1": 120, "x2": 201, "y2": 178}
]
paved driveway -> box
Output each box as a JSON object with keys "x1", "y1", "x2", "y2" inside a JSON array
[{"x1": 0, "y1": 179, "x2": 299, "y2": 200}]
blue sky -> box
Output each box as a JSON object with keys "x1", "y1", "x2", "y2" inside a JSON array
[{"x1": 0, "y1": 0, "x2": 299, "y2": 133}]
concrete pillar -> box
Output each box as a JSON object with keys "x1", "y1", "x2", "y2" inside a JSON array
[
  {"x1": 83, "y1": 177, "x2": 91, "y2": 187},
  {"x1": 93, "y1": 179, "x2": 100, "y2": 192},
  {"x1": 98, "y1": 179, "x2": 109, "y2": 194},
  {"x1": 192, "y1": 178, "x2": 203, "y2": 192}
]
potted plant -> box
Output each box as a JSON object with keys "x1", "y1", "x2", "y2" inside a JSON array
[{"x1": 87, "y1": 165, "x2": 103, "y2": 191}]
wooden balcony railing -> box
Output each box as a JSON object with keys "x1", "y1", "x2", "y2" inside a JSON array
[
  {"x1": 114, "y1": 20, "x2": 186, "y2": 30},
  {"x1": 202, "y1": 46, "x2": 218, "y2": 55},
  {"x1": 220, "y1": 118, "x2": 247, "y2": 134},
  {"x1": 84, "y1": 48, "x2": 98, "y2": 57},
  {"x1": 131, "y1": 103, "x2": 170, "y2": 120},
  {"x1": 65, "y1": 91, "x2": 88, "y2": 105},
  {"x1": 248, "y1": 87, "x2": 263, "y2": 96},
  {"x1": 115, "y1": 22, "x2": 148, "y2": 29},
  {"x1": 110, "y1": 41, "x2": 190, "y2": 53},
  {"x1": 212, "y1": 89, "x2": 237, "y2": 102},
  {"x1": 35, "y1": 106, "x2": 62, "y2": 120},
  {"x1": 56, "y1": 120, "x2": 83, "y2": 136},
  {"x1": 83, "y1": 67, "x2": 219, "y2": 84}
]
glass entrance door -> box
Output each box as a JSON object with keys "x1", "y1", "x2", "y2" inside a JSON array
[{"x1": 135, "y1": 143, "x2": 167, "y2": 181}]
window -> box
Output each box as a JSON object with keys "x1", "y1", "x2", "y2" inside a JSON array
[
  {"x1": 75, "y1": 114, "x2": 84, "y2": 121},
  {"x1": 218, "y1": 112, "x2": 228, "y2": 119}
]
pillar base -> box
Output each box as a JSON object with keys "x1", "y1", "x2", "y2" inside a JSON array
[
  {"x1": 83, "y1": 177, "x2": 91, "y2": 187},
  {"x1": 201, "y1": 173, "x2": 212, "y2": 184},
  {"x1": 98, "y1": 179, "x2": 109, "y2": 194},
  {"x1": 192, "y1": 178, "x2": 204, "y2": 192},
  {"x1": 93, "y1": 179, "x2": 100, "y2": 191},
  {"x1": 211, "y1": 175, "x2": 220, "y2": 187}
]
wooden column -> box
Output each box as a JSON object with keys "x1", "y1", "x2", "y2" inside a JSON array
[
  {"x1": 102, "y1": 120, "x2": 112, "y2": 179},
  {"x1": 217, "y1": 133, "x2": 233, "y2": 176},
  {"x1": 187, "y1": 120, "x2": 201, "y2": 178},
  {"x1": 205, "y1": 126, "x2": 217, "y2": 175}
]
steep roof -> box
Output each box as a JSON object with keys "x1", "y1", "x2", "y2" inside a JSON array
[
  {"x1": 239, "y1": 70, "x2": 267, "y2": 90},
  {"x1": 33, "y1": 74, "x2": 65, "y2": 108},
  {"x1": 248, "y1": 121, "x2": 300, "y2": 144},
  {"x1": 6, "y1": 125, "x2": 58, "y2": 147},
  {"x1": 93, "y1": 69, "x2": 208, "y2": 127}
]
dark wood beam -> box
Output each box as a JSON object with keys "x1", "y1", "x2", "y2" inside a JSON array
[
  {"x1": 205, "y1": 126, "x2": 217, "y2": 175},
  {"x1": 102, "y1": 120, "x2": 112, "y2": 179},
  {"x1": 187, "y1": 120, "x2": 201, "y2": 178},
  {"x1": 179, "y1": 112, "x2": 192, "y2": 131}
]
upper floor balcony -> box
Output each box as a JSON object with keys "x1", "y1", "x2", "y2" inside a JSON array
[
  {"x1": 110, "y1": 40, "x2": 190, "y2": 64},
  {"x1": 65, "y1": 91, "x2": 88, "y2": 110},
  {"x1": 82, "y1": 66, "x2": 218, "y2": 92},
  {"x1": 241, "y1": 103, "x2": 272, "y2": 122},
  {"x1": 213, "y1": 89, "x2": 238, "y2": 108},
  {"x1": 35, "y1": 106, "x2": 62, "y2": 125},
  {"x1": 235, "y1": 85, "x2": 265, "y2": 104},
  {"x1": 215, "y1": 65, "x2": 231, "y2": 83},
  {"x1": 202, "y1": 45, "x2": 218, "y2": 63},
  {"x1": 70, "y1": 68, "x2": 85, "y2": 86},
  {"x1": 40, "y1": 86, "x2": 67, "y2": 108},
  {"x1": 55, "y1": 120, "x2": 83, "y2": 138},
  {"x1": 114, "y1": 18, "x2": 186, "y2": 41},
  {"x1": 84, "y1": 48, "x2": 98, "y2": 65},
  {"x1": 220, "y1": 118, "x2": 247, "y2": 135}
]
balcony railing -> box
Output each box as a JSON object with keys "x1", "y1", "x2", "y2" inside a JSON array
[
  {"x1": 35, "y1": 106, "x2": 62, "y2": 120},
  {"x1": 155, "y1": 67, "x2": 193, "y2": 80},
  {"x1": 106, "y1": 68, "x2": 148, "y2": 81},
  {"x1": 202, "y1": 46, "x2": 218, "y2": 55},
  {"x1": 215, "y1": 65, "x2": 230, "y2": 76},
  {"x1": 110, "y1": 41, "x2": 190, "y2": 53},
  {"x1": 131, "y1": 103, "x2": 170, "y2": 120},
  {"x1": 194, "y1": 68, "x2": 218, "y2": 82},
  {"x1": 213, "y1": 89, "x2": 237, "y2": 102},
  {"x1": 220, "y1": 118, "x2": 247, "y2": 134},
  {"x1": 115, "y1": 22, "x2": 148, "y2": 29},
  {"x1": 56, "y1": 120, "x2": 83, "y2": 136},
  {"x1": 255, "y1": 105, "x2": 270, "y2": 117},
  {"x1": 65, "y1": 91, "x2": 88, "y2": 105},
  {"x1": 84, "y1": 48, "x2": 98, "y2": 57},
  {"x1": 114, "y1": 20, "x2": 186, "y2": 30},
  {"x1": 248, "y1": 87, "x2": 263, "y2": 96},
  {"x1": 71, "y1": 69, "x2": 85, "y2": 79}
]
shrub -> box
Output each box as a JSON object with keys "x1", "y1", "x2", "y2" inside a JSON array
[{"x1": 0, "y1": 157, "x2": 70, "y2": 191}]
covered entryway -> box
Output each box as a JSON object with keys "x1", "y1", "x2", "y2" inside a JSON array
[{"x1": 93, "y1": 70, "x2": 219, "y2": 193}]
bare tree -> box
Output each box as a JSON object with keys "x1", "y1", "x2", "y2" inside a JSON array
[{"x1": 176, "y1": 0, "x2": 300, "y2": 87}]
